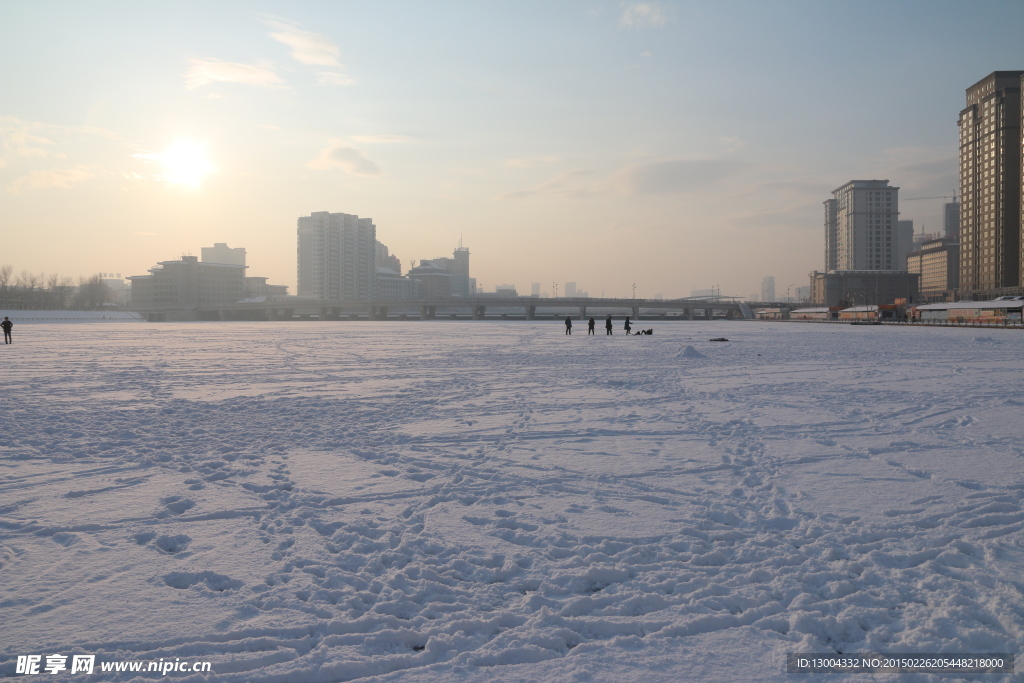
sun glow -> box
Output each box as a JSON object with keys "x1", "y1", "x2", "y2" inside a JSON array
[{"x1": 159, "y1": 139, "x2": 214, "y2": 188}]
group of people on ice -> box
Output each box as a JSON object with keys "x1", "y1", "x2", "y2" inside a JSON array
[{"x1": 565, "y1": 316, "x2": 652, "y2": 336}]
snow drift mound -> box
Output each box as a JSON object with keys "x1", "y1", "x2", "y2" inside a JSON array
[{"x1": 676, "y1": 345, "x2": 704, "y2": 358}]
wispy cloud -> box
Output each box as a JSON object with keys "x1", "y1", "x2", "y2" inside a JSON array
[
  {"x1": 500, "y1": 170, "x2": 595, "y2": 200},
  {"x1": 728, "y1": 203, "x2": 820, "y2": 230},
  {"x1": 720, "y1": 136, "x2": 746, "y2": 152},
  {"x1": 0, "y1": 124, "x2": 56, "y2": 159},
  {"x1": 0, "y1": 116, "x2": 114, "y2": 161},
  {"x1": 264, "y1": 18, "x2": 341, "y2": 66},
  {"x1": 8, "y1": 165, "x2": 97, "y2": 194},
  {"x1": 317, "y1": 71, "x2": 356, "y2": 86},
  {"x1": 183, "y1": 58, "x2": 285, "y2": 90},
  {"x1": 264, "y1": 17, "x2": 355, "y2": 87},
  {"x1": 876, "y1": 147, "x2": 957, "y2": 196},
  {"x1": 307, "y1": 141, "x2": 382, "y2": 176},
  {"x1": 501, "y1": 157, "x2": 744, "y2": 200},
  {"x1": 351, "y1": 134, "x2": 410, "y2": 144},
  {"x1": 620, "y1": 3, "x2": 670, "y2": 28},
  {"x1": 612, "y1": 158, "x2": 744, "y2": 195},
  {"x1": 503, "y1": 156, "x2": 561, "y2": 168}
]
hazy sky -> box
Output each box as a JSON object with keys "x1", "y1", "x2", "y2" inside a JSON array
[{"x1": 3, "y1": 1, "x2": 1024, "y2": 299}]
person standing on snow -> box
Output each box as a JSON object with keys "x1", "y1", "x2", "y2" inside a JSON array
[
  {"x1": 605, "y1": 316, "x2": 613, "y2": 335},
  {"x1": 565, "y1": 316, "x2": 572, "y2": 335},
  {"x1": 624, "y1": 317, "x2": 632, "y2": 335},
  {"x1": 588, "y1": 317, "x2": 595, "y2": 335},
  {"x1": 1, "y1": 317, "x2": 11, "y2": 344}
]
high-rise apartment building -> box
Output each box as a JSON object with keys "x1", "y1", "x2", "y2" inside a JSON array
[
  {"x1": 761, "y1": 276, "x2": 775, "y2": 302},
  {"x1": 943, "y1": 201, "x2": 960, "y2": 239},
  {"x1": 823, "y1": 199, "x2": 838, "y2": 271},
  {"x1": 296, "y1": 212, "x2": 376, "y2": 300},
  {"x1": 826, "y1": 180, "x2": 900, "y2": 271},
  {"x1": 958, "y1": 71, "x2": 1023, "y2": 296},
  {"x1": 896, "y1": 220, "x2": 914, "y2": 271},
  {"x1": 451, "y1": 247, "x2": 470, "y2": 297}
]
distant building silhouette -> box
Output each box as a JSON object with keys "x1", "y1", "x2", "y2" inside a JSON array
[
  {"x1": 809, "y1": 270, "x2": 919, "y2": 307},
  {"x1": 896, "y1": 220, "x2": 914, "y2": 271},
  {"x1": 244, "y1": 277, "x2": 288, "y2": 298},
  {"x1": 374, "y1": 241, "x2": 402, "y2": 275},
  {"x1": 823, "y1": 198, "x2": 838, "y2": 271},
  {"x1": 943, "y1": 201, "x2": 960, "y2": 239},
  {"x1": 297, "y1": 211, "x2": 376, "y2": 300},
  {"x1": 100, "y1": 274, "x2": 131, "y2": 306},
  {"x1": 202, "y1": 243, "x2": 246, "y2": 267},
  {"x1": 408, "y1": 261, "x2": 452, "y2": 298},
  {"x1": 761, "y1": 276, "x2": 775, "y2": 302},
  {"x1": 130, "y1": 255, "x2": 245, "y2": 308},
  {"x1": 375, "y1": 266, "x2": 414, "y2": 299},
  {"x1": 427, "y1": 245, "x2": 472, "y2": 297}
]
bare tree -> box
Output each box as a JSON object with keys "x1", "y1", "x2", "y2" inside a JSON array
[
  {"x1": 45, "y1": 274, "x2": 75, "y2": 309},
  {"x1": 74, "y1": 274, "x2": 111, "y2": 309},
  {"x1": 17, "y1": 270, "x2": 40, "y2": 292},
  {"x1": 58, "y1": 275, "x2": 75, "y2": 309},
  {"x1": 0, "y1": 266, "x2": 120, "y2": 310}
]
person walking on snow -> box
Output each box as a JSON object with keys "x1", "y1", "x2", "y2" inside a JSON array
[
  {"x1": 588, "y1": 317, "x2": 595, "y2": 335},
  {"x1": 624, "y1": 317, "x2": 632, "y2": 334},
  {"x1": 1, "y1": 317, "x2": 11, "y2": 344},
  {"x1": 605, "y1": 316, "x2": 613, "y2": 335},
  {"x1": 565, "y1": 316, "x2": 572, "y2": 335}
]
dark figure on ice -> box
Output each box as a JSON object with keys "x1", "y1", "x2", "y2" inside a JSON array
[
  {"x1": 1, "y1": 317, "x2": 11, "y2": 344},
  {"x1": 588, "y1": 317, "x2": 595, "y2": 335},
  {"x1": 624, "y1": 317, "x2": 632, "y2": 334},
  {"x1": 605, "y1": 316, "x2": 613, "y2": 335},
  {"x1": 565, "y1": 316, "x2": 572, "y2": 335}
]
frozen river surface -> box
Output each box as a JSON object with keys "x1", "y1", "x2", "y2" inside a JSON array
[{"x1": 2, "y1": 321, "x2": 1023, "y2": 681}]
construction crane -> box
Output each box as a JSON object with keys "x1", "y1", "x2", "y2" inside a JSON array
[{"x1": 903, "y1": 194, "x2": 959, "y2": 201}]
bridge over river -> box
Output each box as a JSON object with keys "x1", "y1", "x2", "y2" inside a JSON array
[{"x1": 135, "y1": 297, "x2": 753, "y2": 322}]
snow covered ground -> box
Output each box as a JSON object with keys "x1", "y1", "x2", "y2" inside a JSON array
[{"x1": 2, "y1": 321, "x2": 1023, "y2": 681}]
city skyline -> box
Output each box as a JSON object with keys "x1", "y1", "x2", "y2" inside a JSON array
[{"x1": 3, "y1": 2, "x2": 1024, "y2": 298}]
